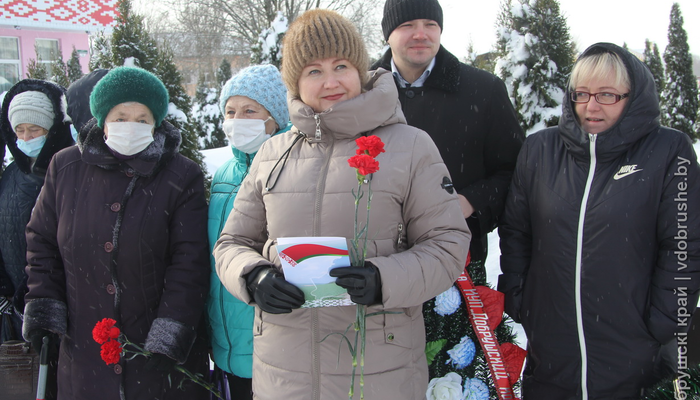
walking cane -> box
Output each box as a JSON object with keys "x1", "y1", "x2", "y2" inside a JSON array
[{"x1": 36, "y1": 336, "x2": 49, "y2": 400}]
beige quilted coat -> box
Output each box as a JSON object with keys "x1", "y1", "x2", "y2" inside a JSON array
[{"x1": 214, "y1": 69, "x2": 470, "y2": 400}]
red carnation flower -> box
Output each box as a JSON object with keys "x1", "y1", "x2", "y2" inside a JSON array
[
  {"x1": 355, "y1": 136, "x2": 385, "y2": 158},
  {"x1": 100, "y1": 340, "x2": 122, "y2": 365},
  {"x1": 348, "y1": 154, "x2": 380, "y2": 176},
  {"x1": 93, "y1": 318, "x2": 120, "y2": 344}
]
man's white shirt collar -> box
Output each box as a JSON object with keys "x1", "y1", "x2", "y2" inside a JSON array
[{"x1": 391, "y1": 57, "x2": 436, "y2": 88}]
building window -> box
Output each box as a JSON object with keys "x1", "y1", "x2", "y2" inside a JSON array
[
  {"x1": 0, "y1": 36, "x2": 20, "y2": 92},
  {"x1": 35, "y1": 38, "x2": 60, "y2": 73}
]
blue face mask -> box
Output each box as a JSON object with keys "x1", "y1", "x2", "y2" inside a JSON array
[
  {"x1": 16, "y1": 135, "x2": 47, "y2": 158},
  {"x1": 70, "y1": 125, "x2": 79, "y2": 142}
]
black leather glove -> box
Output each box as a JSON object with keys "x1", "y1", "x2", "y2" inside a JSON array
[
  {"x1": 144, "y1": 353, "x2": 177, "y2": 372},
  {"x1": 27, "y1": 329, "x2": 59, "y2": 357},
  {"x1": 330, "y1": 262, "x2": 382, "y2": 306},
  {"x1": 245, "y1": 266, "x2": 305, "y2": 314},
  {"x1": 498, "y1": 273, "x2": 524, "y2": 324},
  {"x1": 503, "y1": 288, "x2": 523, "y2": 323}
]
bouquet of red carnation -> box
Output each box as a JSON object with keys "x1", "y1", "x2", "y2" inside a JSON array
[
  {"x1": 93, "y1": 318, "x2": 123, "y2": 365},
  {"x1": 92, "y1": 318, "x2": 222, "y2": 398},
  {"x1": 343, "y1": 135, "x2": 384, "y2": 400}
]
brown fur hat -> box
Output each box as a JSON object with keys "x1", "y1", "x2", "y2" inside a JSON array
[{"x1": 281, "y1": 9, "x2": 369, "y2": 98}]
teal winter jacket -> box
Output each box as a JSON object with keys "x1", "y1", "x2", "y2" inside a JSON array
[{"x1": 207, "y1": 123, "x2": 291, "y2": 377}]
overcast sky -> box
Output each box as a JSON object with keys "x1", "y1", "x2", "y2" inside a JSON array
[
  {"x1": 134, "y1": 0, "x2": 699, "y2": 61},
  {"x1": 438, "y1": 0, "x2": 700, "y2": 59}
]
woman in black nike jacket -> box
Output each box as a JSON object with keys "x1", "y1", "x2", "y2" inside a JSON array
[{"x1": 499, "y1": 42, "x2": 700, "y2": 399}]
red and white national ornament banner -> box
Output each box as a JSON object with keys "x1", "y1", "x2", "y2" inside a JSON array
[{"x1": 1, "y1": 0, "x2": 118, "y2": 28}]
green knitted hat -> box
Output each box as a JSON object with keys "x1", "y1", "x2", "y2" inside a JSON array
[{"x1": 89, "y1": 67, "x2": 169, "y2": 128}]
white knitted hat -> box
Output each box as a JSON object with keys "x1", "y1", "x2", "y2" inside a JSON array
[{"x1": 8, "y1": 91, "x2": 55, "y2": 131}]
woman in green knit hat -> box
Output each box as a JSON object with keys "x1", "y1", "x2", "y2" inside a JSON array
[{"x1": 22, "y1": 66, "x2": 211, "y2": 400}]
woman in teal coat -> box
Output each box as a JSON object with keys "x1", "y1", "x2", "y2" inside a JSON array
[{"x1": 207, "y1": 64, "x2": 290, "y2": 399}]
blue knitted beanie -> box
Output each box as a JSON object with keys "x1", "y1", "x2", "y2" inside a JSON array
[
  {"x1": 219, "y1": 64, "x2": 289, "y2": 129},
  {"x1": 90, "y1": 67, "x2": 169, "y2": 128}
]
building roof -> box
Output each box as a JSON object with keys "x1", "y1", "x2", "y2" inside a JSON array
[{"x1": 0, "y1": 0, "x2": 118, "y2": 32}]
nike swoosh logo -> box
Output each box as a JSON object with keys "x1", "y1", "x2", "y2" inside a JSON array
[{"x1": 613, "y1": 169, "x2": 642, "y2": 180}]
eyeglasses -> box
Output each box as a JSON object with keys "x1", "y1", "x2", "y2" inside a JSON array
[{"x1": 571, "y1": 91, "x2": 629, "y2": 105}]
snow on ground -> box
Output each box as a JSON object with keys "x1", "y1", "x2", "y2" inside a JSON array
[
  {"x1": 201, "y1": 145, "x2": 232, "y2": 175},
  {"x1": 485, "y1": 230, "x2": 528, "y2": 349}
]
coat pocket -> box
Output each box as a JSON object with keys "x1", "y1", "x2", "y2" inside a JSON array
[{"x1": 381, "y1": 308, "x2": 415, "y2": 349}]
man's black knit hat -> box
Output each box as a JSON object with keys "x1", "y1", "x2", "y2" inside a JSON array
[{"x1": 381, "y1": 0, "x2": 443, "y2": 40}]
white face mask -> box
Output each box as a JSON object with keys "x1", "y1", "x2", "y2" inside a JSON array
[
  {"x1": 16, "y1": 135, "x2": 47, "y2": 158},
  {"x1": 222, "y1": 117, "x2": 272, "y2": 154},
  {"x1": 104, "y1": 122, "x2": 155, "y2": 156}
]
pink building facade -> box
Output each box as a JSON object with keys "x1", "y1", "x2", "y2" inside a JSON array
[{"x1": 0, "y1": 0, "x2": 117, "y2": 91}]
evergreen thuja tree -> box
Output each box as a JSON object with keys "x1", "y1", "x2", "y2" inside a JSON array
[
  {"x1": 643, "y1": 39, "x2": 665, "y2": 102},
  {"x1": 25, "y1": 57, "x2": 48, "y2": 80},
  {"x1": 67, "y1": 46, "x2": 84, "y2": 83},
  {"x1": 208, "y1": 58, "x2": 231, "y2": 148},
  {"x1": 662, "y1": 3, "x2": 698, "y2": 140},
  {"x1": 154, "y1": 43, "x2": 207, "y2": 178},
  {"x1": 26, "y1": 45, "x2": 69, "y2": 86},
  {"x1": 250, "y1": 11, "x2": 288, "y2": 69},
  {"x1": 495, "y1": 0, "x2": 575, "y2": 135},
  {"x1": 111, "y1": 0, "x2": 158, "y2": 70},
  {"x1": 191, "y1": 74, "x2": 225, "y2": 149},
  {"x1": 217, "y1": 58, "x2": 232, "y2": 88},
  {"x1": 191, "y1": 74, "x2": 210, "y2": 148},
  {"x1": 89, "y1": 32, "x2": 112, "y2": 71},
  {"x1": 204, "y1": 86, "x2": 226, "y2": 149},
  {"x1": 49, "y1": 52, "x2": 70, "y2": 88}
]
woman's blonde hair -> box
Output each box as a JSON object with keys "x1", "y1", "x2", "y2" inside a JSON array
[{"x1": 569, "y1": 51, "x2": 630, "y2": 91}]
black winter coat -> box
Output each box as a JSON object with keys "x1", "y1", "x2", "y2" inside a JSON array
[
  {"x1": 372, "y1": 46, "x2": 524, "y2": 261},
  {"x1": 23, "y1": 119, "x2": 210, "y2": 400},
  {"x1": 499, "y1": 42, "x2": 700, "y2": 399},
  {"x1": 0, "y1": 79, "x2": 73, "y2": 296}
]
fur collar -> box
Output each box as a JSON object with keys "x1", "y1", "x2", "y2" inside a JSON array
[{"x1": 0, "y1": 79, "x2": 74, "y2": 176}]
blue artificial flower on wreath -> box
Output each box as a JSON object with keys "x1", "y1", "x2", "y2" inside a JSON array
[
  {"x1": 434, "y1": 285, "x2": 461, "y2": 316},
  {"x1": 463, "y1": 377, "x2": 489, "y2": 400},
  {"x1": 446, "y1": 335, "x2": 476, "y2": 369}
]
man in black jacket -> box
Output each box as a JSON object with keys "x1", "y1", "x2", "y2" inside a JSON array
[{"x1": 372, "y1": 0, "x2": 524, "y2": 268}]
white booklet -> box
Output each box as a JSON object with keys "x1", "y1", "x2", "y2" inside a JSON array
[{"x1": 277, "y1": 237, "x2": 354, "y2": 308}]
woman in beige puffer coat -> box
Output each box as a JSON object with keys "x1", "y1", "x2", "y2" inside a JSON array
[{"x1": 213, "y1": 10, "x2": 470, "y2": 400}]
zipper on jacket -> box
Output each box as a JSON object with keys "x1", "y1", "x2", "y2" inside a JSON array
[
  {"x1": 218, "y1": 281, "x2": 234, "y2": 372},
  {"x1": 312, "y1": 120, "x2": 334, "y2": 235},
  {"x1": 312, "y1": 309, "x2": 320, "y2": 400},
  {"x1": 575, "y1": 133, "x2": 596, "y2": 400},
  {"x1": 397, "y1": 223, "x2": 404, "y2": 247},
  {"x1": 310, "y1": 116, "x2": 332, "y2": 398},
  {"x1": 314, "y1": 114, "x2": 322, "y2": 140}
]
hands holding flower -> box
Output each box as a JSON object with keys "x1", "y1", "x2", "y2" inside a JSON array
[{"x1": 92, "y1": 318, "x2": 222, "y2": 398}]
